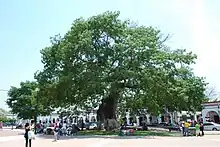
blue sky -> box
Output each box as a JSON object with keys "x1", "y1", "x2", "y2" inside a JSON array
[{"x1": 0, "y1": 0, "x2": 220, "y2": 110}]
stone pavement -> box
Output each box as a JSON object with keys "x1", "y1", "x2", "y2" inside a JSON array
[{"x1": 0, "y1": 135, "x2": 220, "y2": 147}]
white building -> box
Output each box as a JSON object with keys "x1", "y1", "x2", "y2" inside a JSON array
[
  {"x1": 202, "y1": 101, "x2": 220, "y2": 123},
  {"x1": 125, "y1": 111, "x2": 201, "y2": 126},
  {"x1": 37, "y1": 110, "x2": 97, "y2": 124}
]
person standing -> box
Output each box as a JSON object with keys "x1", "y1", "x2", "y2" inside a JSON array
[
  {"x1": 24, "y1": 123, "x2": 32, "y2": 147},
  {"x1": 53, "y1": 124, "x2": 59, "y2": 141},
  {"x1": 58, "y1": 120, "x2": 63, "y2": 136},
  {"x1": 181, "y1": 122, "x2": 185, "y2": 136},
  {"x1": 53, "y1": 120, "x2": 60, "y2": 142},
  {"x1": 62, "y1": 121, "x2": 67, "y2": 136},
  {"x1": 195, "y1": 122, "x2": 200, "y2": 137},
  {"x1": 0, "y1": 121, "x2": 3, "y2": 129},
  {"x1": 30, "y1": 121, "x2": 35, "y2": 140},
  {"x1": 199, "y1": 122, "x2": 204, "y2": 136},
  {"x1": 184, "y1": 121, "x2": 190, "y2": 136}
]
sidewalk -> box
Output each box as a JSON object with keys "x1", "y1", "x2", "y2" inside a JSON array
[
  {"x1": 0, "y1": 135, "x2": 23, "y2": 142},
  {"x1": 204, "y1": 131, "x2": 220, "y2": 135},
  {"x1": 2, "y1": 127, "x2": 23, "y2": 131}
]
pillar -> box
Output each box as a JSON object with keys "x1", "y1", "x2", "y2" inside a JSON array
[
  {"x1": 158, "y1": 114, "x2": 162, "y2": 123},
  {"x1": 194, "y1": 114, "x2": 197, "y2": 121},
  {"x1": 202, "y1": 109, "x2": 207, "y2": 123},
  {"x1": 126, "y1": 112, "x2": 130, "y2": 125},
  {"x1": 136, "y1": 116, "x2": 140, "y2": 126}
]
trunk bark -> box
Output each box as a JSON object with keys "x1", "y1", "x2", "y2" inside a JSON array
[
  {"x1": 97, "y1": 90, "x2": 119, "y2": 131},
  {"x1": 34, "y1": 115, "x2": 37, "y2": 134}
]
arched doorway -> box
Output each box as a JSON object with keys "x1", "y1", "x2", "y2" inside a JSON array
[{"x1": 206, "y1": 111, "x2": 220, "y2": 123}]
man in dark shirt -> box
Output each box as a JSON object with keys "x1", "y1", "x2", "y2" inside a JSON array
[{"x1": 199, "y1": 122, "x2": 204, "y2": 136}]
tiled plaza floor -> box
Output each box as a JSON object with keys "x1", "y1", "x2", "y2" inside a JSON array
[{"x1": 1, "y1": 134, "x2": 220, "y2": 147}]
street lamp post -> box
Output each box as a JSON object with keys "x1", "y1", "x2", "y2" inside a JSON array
[{"x1": 34, "y1": 88, "x2": 39, "y2": 134}]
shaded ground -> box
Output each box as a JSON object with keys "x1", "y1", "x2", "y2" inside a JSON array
[
  {"x1": 37, "y1": 130, "x2": 180, "y2": 140},
  {"x1": 38, "y1": 134, "x2": 155, "y2": 140},
  {"x1": 78, "y1": 130, "x2": 179, "y2": 136}
]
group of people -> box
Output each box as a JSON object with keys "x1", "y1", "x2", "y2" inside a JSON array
[
  {"x1": 182, "y1": 121, "x2": 204, "y2": 137},
  {"x1": 53, "y1": 119, "x2": 81, "y2": 141},
  {"x1": 35, "y1": 119, "x2": 80, "y2": 141},
  {"x1": 23, "y1": 119, "x2": 64, "y2": 146}
]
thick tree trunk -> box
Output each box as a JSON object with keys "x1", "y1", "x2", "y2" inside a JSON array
[
  {"x1": 97, "y1": 90, "x2": 119, "y2": 131},
  {"x1": 34, "y1": 115, "x2": 37, "y2": 134}
]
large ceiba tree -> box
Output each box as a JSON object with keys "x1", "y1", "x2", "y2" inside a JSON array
[{"x1": 36, "y1": 11, "x2": 207, "y2": 125}]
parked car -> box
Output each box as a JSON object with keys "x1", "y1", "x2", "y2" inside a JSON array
[
  {"x1": 158, "y1": 122, "x2": 169, "y2": 127},
  {"x1": 158, "y1": 122, "x2": 181, "y2": 132},
  {"x1": 88, "y1": 122, "x2": 97, "y2": 130},
  {"x1": 203, "y1": 122, "x2": 220, "y2": 131},
  {"x1": 16, "y1": 124, "x2": 23, "y2": 129},
  {"x1": 122, "y1": 123, "x2": 148, "y2": 131},
  {"x1": 85, "y1": 122, "x2": 98, "y2": 130},
  {"x1": 167, "y1": 124, "x2": 181, "y2": 132}
]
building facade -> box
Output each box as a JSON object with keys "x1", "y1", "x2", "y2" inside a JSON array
[
  {"x1": 124, "y1": 111, "x2": 201, "y2": 126},
  {"x1": 37, "y1": 111, "x2": 97, "y2": 124},
  {"x1": 202, "y1": 101, "x2": 220, "y2": 123}
]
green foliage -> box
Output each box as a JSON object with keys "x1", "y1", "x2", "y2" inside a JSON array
[
  {"x1": 0, "y1": 108, "x2": 13, "y2": 123},
  {"x1": 78, "y1": 130, "x2": 173, "y2": 136},
  {"x1": 0, "y1": 108, "x2": 8, "y2": 116},
  {"x1": 35, "y1": 11, "x2": 207, "y2": 116},
  {"x1": 6, "y1": 81, "x2": 53, "y2": 119},
  {"x1": 0, "y1": 116, "x2": 15, "y2": 123},
  {"x1": 0, "y1": 116, "x2": 7, "y2": 122}
]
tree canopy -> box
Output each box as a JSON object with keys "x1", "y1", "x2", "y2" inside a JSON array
[
  {"x1": 0, "y1": 108, "x2": 8, "y2": 116},
  {"x1": 0, "y1": 108, "x2": 9, "y2": 122},
  {"x1": 34, "y1": 11, "x2": 206, "y2": 121},
  {"x1": 6, "y1": 81, "x2": 52, "y2": 119}
]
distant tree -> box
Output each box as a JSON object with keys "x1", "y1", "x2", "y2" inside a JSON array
[
  {"x1": 205, "y1": 86, "x2": 220, "y2": 101},
  {"x1": 0, "y1": 116, "x2": 7, "y2": 122},
  {"x1": 0, "y1": 108, "x2": 8, "y2": 122},
  {"x1": 6, "y1": 81, "x2": 53, "y2": 120},
  {"x1": 0, "y1": 108, "x2": 8, "y2": 116}
]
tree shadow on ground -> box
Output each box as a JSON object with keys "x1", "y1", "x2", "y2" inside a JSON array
[{"x1": 37, "y1": 134, "x2": 156, "y2": 140}]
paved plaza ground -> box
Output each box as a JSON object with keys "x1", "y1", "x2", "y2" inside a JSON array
[
  {"x1": 0, "y1": 130, "x2": 220, "y2": 147},
  {"x1": 0, "y1": 129, "x2": 23, "y2": 137}
]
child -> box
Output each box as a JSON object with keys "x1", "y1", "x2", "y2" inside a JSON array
[{"x1": 195, "y1": 123, "x2": 200, "y2": 137}]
